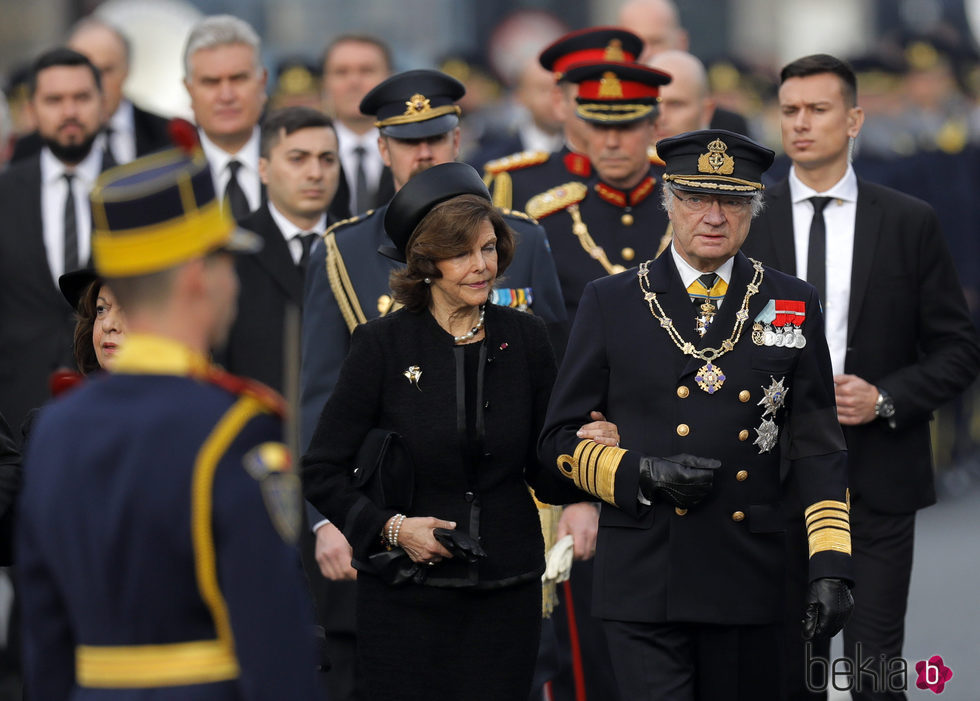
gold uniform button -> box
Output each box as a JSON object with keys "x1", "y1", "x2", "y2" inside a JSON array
[
  {"x1": 739, "y1": 390, "x2": 751, "y2": 403},
  {"x1": 676, "y1": 423, "x2": 690, "y2": 437},
  {"x1": 732, "y1": 511, "x2": 745, "y2": 522},
  {"x1": 621, "y1": 213, "x2": 634, "y2": 226},
  {"x1": 676, "y1": 386, "x2": 690, "y2": 398},
  {"x1": 738, "y1": 429, "x2": 749, "y2": 441},
  {"x1": 736, "y1": 470, "x2": 749, "y2": 482},
  {"x1": 377, "y1": 294, "x2": 392, "y2": 314},
  {"x1": 675, "y1": 507, "x2": 688, "y2": 516},
  {"x1": 621, "y1": 246, "x2": 635, "y2": 261}
]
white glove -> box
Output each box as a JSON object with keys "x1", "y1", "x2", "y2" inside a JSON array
[{"x1": 542, "y1": 534, "x2": 575, "y2": 585}]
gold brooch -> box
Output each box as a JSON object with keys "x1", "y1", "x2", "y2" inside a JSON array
[
  {"x1": 403, "y1": 365, "x2": 422, "y2": 390},
  {"x1": 404, "y1": 93, "x2": 432, "y2": 116},
  {"x1": 697, "y1": 138, "x2": 735, "y2": 175}
]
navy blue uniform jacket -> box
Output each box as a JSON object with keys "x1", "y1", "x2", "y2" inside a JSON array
[
  {"x1": 16, "y1": 336, "x2": 321, "y2": 699},
  {"x1": 538, "y1": 251, "x2": 851, "y2": 625}
]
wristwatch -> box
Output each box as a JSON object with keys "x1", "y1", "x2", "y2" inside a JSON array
[{"x1": 874, "y1": 389, "x2": 896, "y2": 427}]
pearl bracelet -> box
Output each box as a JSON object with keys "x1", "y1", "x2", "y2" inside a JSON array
[{"x1": 391, "y1": 514, "x2": 406, "y2": 548}]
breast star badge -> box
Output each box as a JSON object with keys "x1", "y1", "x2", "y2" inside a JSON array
[{"x1": 758, "y1": 376, "x2": 788, "y2": 417}]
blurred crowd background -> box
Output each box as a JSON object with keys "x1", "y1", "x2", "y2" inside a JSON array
[{"x1": 0, "y1": 0, "x2": 978, "y2": 484}]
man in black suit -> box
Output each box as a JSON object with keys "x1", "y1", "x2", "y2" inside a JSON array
[
  {"x1": 183, "y1": 15, "x2": 268, "y2": 221},
  {"x1": 321, "y1": 35, "x2": 394, "y2": 219},
  {"x1": 10, "y1": 21, "x2": 170, "y2": 165},
  {"x1": 539, "y1": 128, "x2": 854, "y2": 700},
  {"x1": 0, "y1": 48, "x2": 110, "y2": 430},
  {"x1": 218, "y1": 106, "x2": 339, "y2": 394},
  {"x1": 743, "y1": 54, "x2": 980, "y2": 700}
]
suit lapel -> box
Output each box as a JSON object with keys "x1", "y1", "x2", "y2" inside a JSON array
[
  {"x1": 19, "y1": 159, "x2": 64, "y2": 301},
  {"x1": 847, "y1": 179, "x2": 882, "y2": 342},
  {"x1": 762, "y1": 179, "x2": 797, "y2": 274},
  {"x1": 249, "y1": 206, "x2": 304, "y2": 303}
]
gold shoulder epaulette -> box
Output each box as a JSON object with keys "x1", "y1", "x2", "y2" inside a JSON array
[
  {"x1": 526, "y1": 182, "x2": 588, "y2": 220},
  {"x1": 498, "y1": 207, "x2": 539, "y2": 225},
  {"x1": 322, "y1": 210, "x2": 372, "y2": 239},
  {"x1": 484, "y1": 150, "x2": 550, "y2": 175}
]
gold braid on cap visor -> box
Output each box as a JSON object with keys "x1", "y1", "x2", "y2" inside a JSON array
[
  {"x1": 664, "y1": 174, "x2": 763, "y2": 192},
  {"x1": 576, "y1": 103, "x2": 655, "y2": 122}
]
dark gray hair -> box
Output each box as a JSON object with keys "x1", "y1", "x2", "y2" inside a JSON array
[
  {"x1": 183, "y1": 15, "x2": 262, "y2": 78},
  {"x1": 661, "y1": 183, "x2": 765, "y2": 218}
]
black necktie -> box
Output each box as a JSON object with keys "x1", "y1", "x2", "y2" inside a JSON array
[
  {"x1": 353, "y1": 145, "x2": 369, "y2": 214},
  {"x1": 225, "y1": 160, "x2": 250, "y2": 220},
  {"x1": 295, "y1": 232, "x2": 317, "y2": 269},
  {"x1": 807, "y1": 197, "x2": 832, "y2": 303},
  {"x1": 102, "y1": 128, "x2": 118, "y2": 169},
  {"x1": 63, "y1": 173, "x2": 79, "y2": 273}
]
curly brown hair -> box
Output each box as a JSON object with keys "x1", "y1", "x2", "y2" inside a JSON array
[
  {"x1": 389, "y1": 194, "x2": 515, "y2": 313},
  {"x1": 72, "y1": 280, "x2": 102, "y2": 374}
]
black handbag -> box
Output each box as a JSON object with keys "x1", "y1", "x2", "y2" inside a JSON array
[{"x1": 351, "y1": 428, "x2": 415, "y2": 511}]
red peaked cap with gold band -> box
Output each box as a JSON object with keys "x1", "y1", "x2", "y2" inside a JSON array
[
  {"x1": 539, "y1": 27, "x2": 644, "y2": 81},
  {"x1": 563, "y1": 61, "x2": 672, "y2": 125}
]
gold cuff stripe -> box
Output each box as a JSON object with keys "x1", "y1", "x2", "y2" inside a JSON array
[
  {"x1": 808, "y1": 530, "x2": 852, "y2": 557},
  {"x1": 804, "y1": 499, "x2": 849, "y2": 519},
  {"x1": 576, "y1": 104, "x2": 655, "y2": 122},
  {"x1": 92, "y1": 200, "x2": 235, "y2": 277},
  {"x1": 76, "y1": 640, "x2": 238, "y2": 688},
  {"x1": 325, "y1": 232, "x2": 367, "y2": 334},
  {"x1": 556, "y1": 440, "x2": 625, "y2": 506},
  {"x1": 805, "y1": 508, "x2": 849, "y2": 527},
  {"x1": 806, "y1": 516, "x2": 850, "y2": 533},
  {"x1": 375, "y1": 104, "x2": 461, "y2": 127},
  {"x1": 193, "y1": 397, "x2": 266, "y2": 647}
]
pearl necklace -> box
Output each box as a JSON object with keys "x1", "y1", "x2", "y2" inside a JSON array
[{"x1": 453, "y1": 305, "x2": 486, "y2": 344}]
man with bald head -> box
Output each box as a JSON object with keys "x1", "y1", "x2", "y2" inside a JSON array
[
  {"x1": 618, "y1": 0, "x2": 688, "y2": 61},
  {"x1": 618, "y1": 0, "x2": 751, "y2": 136},
  {"x1": 11, "y1": 18, "x2": 170, "y2": 164},
  {"x1": 647, "y1": 50, "x2": 715, "y2": 140}
]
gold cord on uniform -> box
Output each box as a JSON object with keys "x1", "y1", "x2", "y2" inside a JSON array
[{"x1": 638, "y1": 258, "x2": 765, "y2": 394}]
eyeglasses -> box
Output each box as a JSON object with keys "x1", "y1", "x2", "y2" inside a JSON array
[{"x1": 673, "y1": 191, "x2": 753, "y2": 213}]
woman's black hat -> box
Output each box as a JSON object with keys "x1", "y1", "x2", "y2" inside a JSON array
[{"x1": 381, "y1": 162, "x2": 491, "y2": 262}]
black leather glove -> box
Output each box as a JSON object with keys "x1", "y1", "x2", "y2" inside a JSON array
[
  {"x1": 433, "y1": 528, "x2": 487, "y2": 563},
  {"x1": 638, "y1": 454, "x2": 721, "y2": 508},
  {"x1": 802, "y1": 578, "x2": 854, "y2": 640}
]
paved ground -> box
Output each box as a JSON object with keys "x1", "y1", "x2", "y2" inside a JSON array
[{"x1": 829, "y1": 462, "x2": 980, "y2": 700}]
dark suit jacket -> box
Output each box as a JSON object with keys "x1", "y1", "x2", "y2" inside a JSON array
[
  {"x1": 0, "y1": 411, "x2": 22, "y2": 565},
  {"x1": 328, "y1": 163, "x2": 394, "y2": 222},
  {"x1": 217, "y1": 204, "x2": 306, "y2": 393},
  {"x1": 11, "y1": 103, "x2": 171, "y2": 163},
  {"x1": 743, "y1": 177, "x2": 980, "y2": 514},
  {"x1": 0, "y1": 157, "x2": 77, "y2": 430}
]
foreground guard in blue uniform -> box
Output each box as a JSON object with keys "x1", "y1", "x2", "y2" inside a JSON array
[
  {"x1": 538, "y1": 130, "x2": 854, "y2": 700},
  {"x1": 17, "y1": 147, "x2": 321, "y2": 699}
]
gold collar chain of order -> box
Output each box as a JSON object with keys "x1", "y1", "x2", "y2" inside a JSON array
[{"x1": 637, "y1": 258, "x2": 765, "y2": 393}]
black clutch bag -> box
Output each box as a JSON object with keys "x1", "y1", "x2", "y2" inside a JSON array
[{"x1": 352, "y1": 428, "x2": 414, "y2": 511}]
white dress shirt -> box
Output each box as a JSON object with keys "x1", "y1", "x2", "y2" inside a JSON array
[
  {"x1": 334, "y1": 121, "x2": 384, "y2": 214},
  {"x1": 39, "y1": 142, "x2": 104, "y2": 284},
  {"x1": 789, "y1": 165, "x2": 857, "y2": 375},
  {"x1": 199, "y1": 126, "x2": 262, "y2": 214},
  {"x1": 670, "y1": 243, "x2": 735, "y2": 308},
  {"x1": 106, "y1": 100, "x2": 137, "y2": 165},
  {"x1": 267, "y1": 202, "x2": 327, "y2": 266}
]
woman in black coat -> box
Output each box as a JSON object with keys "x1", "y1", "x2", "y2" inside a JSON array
[{"x1": 302, "y1": 163, "x2": 615, "y2": 700}]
